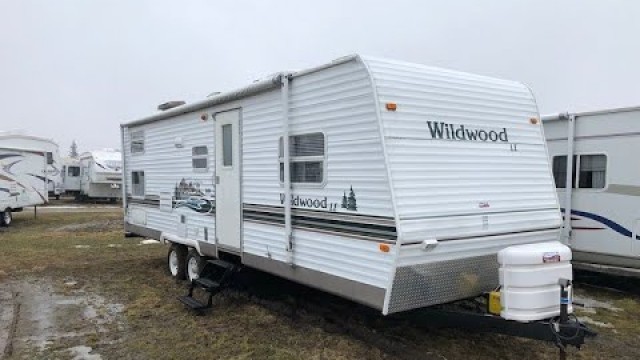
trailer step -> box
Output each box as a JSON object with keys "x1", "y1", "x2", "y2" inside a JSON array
[
  {"x1": 178, "y1": 258, "x2": 239, "y2": 313},
  {"x1": 177, "y1": 295, "x2": 208, "y2": 311},
  {"x1": 193, "y1": 278, "x2": 220, "y2": 291},
  {"x1": 206, "y1": 259, "x2": 235, "y2": 270}
]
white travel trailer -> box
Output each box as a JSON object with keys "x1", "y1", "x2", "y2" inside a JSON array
[
  {"x1": 121, "y1": 55, "x2": 570, "y2": 318},
  {"x1": 77, "y1": 149, "x2": 123, "y2": 201},
  {"x1": 0, "y1": 134, "x2": 49, "y2": 226},
  {"x1": 0, "y1": 133, "x2": 63, "y2": 200},
  {"x1": 61, "y1": 157, "x2": 82, "y2": 196},
  {"x1": 543, "y1": 107, "x2": 640, "y2": 272}
]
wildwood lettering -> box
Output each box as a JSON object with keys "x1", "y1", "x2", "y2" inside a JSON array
[
  {"x1": 426, "y1": 121, "x2": 509, "y2": 143},
  {"x1": 280, "y1": 194, "x2": 328, "y2": 209}
]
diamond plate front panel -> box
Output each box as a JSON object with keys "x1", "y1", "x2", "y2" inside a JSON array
[{"x1": 387, "y1": 254, "x2": 499, "y2": 314}]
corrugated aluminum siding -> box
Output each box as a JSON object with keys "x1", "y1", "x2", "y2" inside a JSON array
[
  {"x1": 242, "y1": 59, "x2": 395, "y2": 288},
  {"x1": 123, "y1": 112, "x2": 216, "y2": 241},
  {"x1": 363, "y1": 56, "x2": 561, "y2": 243}
]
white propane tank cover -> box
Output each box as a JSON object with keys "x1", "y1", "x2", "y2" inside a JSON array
[
  {"x1": 498, "y1": 241, "x2": 573, "y2": 322},
  {"x1": 498, "y1": 241, "x2": 572, "y2": 265}
]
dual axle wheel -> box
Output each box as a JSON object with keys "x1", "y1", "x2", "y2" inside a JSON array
[{"x1": 167, "y1": 244, "x2": 205, "y2": 282}]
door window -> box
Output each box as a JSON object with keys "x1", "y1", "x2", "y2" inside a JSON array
[{"x1": 222, "y1": 124, "x2": 233, "y2": 167}]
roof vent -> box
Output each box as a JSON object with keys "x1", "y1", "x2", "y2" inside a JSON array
[{"x1": 157, "y1": 101, "x2": 186, "y2": 111}]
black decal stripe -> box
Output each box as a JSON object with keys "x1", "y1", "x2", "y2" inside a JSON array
[
  {"x1": 128, "y1": 197, "x2": 160, "y2": 206},
  {"x1": 243, "y1": 205, "x2": 397, "y2": 242},
  {"x1": 243, "y1": 203, "x2": 395, "y2": 227},
  {"x1": 244, "y1": 216, "x2": 396, "y2": 243},
  {"x1": 125, "y1": 197, "x2": 397, "y2": 241},
  {"x1": 0, "y1": 154, "x2": 23, "y2": 160},
  {"x1": 28, "y1": 174, "x2": 54, "y2": 184}
]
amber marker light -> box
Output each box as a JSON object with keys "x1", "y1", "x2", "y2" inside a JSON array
[
  {"x1": 529, "y1": 117, "x2": 539, "y2": 125},
  {"x1": 385, "y1": 102, "x2": 397, "y2": 111},
  {"x1": 201, "y1": 114, "x2": 208, "y2": 121},
  {"x1": 379, "y1": 243, "x2": 391, "y2": 253}
]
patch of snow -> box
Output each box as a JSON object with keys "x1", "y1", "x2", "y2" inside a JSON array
[
  {"x1": 69, "y1": 345, "x2": 102, "y2": 360},
  {"x1": 140, "y1": 239, "x2": 160, "y2": 245},
  {"x1": 573, "y1": 295, "x2": 623, "y2": 312},
  {"x1": 107, "y1": 244, "x2": 122, "y2": 248},
  {"x1": 74, "y1": 245, "x2": 91, "y2": 249},
  {"x1": 577, "y1": 316, "x2": 615, "y2": 329},
  {"x1": 576, "y1": 307, "x2": 597, "y2": 314}
]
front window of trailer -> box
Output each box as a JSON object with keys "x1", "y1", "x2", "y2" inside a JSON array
[{"x1": 278, "y1": 133, "x2": 325, "y2": 184}]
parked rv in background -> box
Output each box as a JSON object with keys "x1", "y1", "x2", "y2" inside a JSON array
[
  {"x1": 543, "y1": 106, "x2": 640, "y2": 273},
  {"x1": 77, "y1": 149, "x2": 123, "y2": 202},
  {"x1": 61, "y1": 157, "x2": 82, "y2": 197},
  {"x1": 0, "y1": 133, "x2": 50, "y2": 226},
  {"x1": 122, "y1": 55, "x2": 570, "y2": 321},
  {"x1": 0, "y1": 133, "x2": 62, "y2": 200}
]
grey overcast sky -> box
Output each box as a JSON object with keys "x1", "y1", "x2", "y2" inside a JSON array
[{"x1": 1, "y1": 1, "x2": 639, "y2": 153}]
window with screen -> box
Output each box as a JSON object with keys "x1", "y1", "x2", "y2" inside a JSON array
[
  {"x1": 131, "y1": 131, "x2": 145, "y2": 154},
  {"x1": 552, "y1": 154, "x2": 606, "y2": 189},
  {"x1": 192, "y1": 146, "x2": 208, "y2": 170},
  {"x1": 132, "y1": 171, "x2": 145, "y2": 196},
  {"x1": 279, "y1": 133, "x2": 325, "y2": 184},
  {"x1": 68, "y1": 166, "x2": 80, "y2": 177},
  {"x1": 578, "y1": 154, "x2": 606, "y2": 189}
]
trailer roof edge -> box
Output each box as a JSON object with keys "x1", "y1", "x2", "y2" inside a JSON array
[
  {"x1": 121, "y1": 54, "x2": 361, "y2": 129},
  {"x1": 542, "y1": 105, "x2": 640, "y2": 121}
]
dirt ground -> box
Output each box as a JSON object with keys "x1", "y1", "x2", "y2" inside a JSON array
[{"x1": 1, "y1": 210, "x2": 639, "y2": 360}]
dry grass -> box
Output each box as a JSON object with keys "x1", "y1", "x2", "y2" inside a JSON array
[{"x1": 2, "y1": 210, "x2": 640, "y2": 359}]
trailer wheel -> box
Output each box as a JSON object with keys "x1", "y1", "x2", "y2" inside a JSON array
[
  {"x1": 186, "y1": 249, "x2": 205, "y2": 282},
  {"x1": 0, "y1": 209, "x2": 11, "y2": 227},
  {"x1": 167, "y1": 244, "x2": 187, "y2": 280}
]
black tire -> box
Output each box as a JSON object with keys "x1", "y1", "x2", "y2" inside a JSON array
[
  {"x1": 0, "y1": 209, "x2": 12, "y2": 227},
  {"x1": 167, "y1": 244, "x2": 187, "y2": 280},
  {"x1": 186, "y1": 249, "x2": 205, "y2": 283},
  {"x1": 55, "y1": 195, "x2": 60, "y2": 200}
]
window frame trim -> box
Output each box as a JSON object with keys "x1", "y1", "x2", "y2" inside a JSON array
[
  {"x1": 68, "y1": 165, "x2": 81, "y2": 177},
  {"x1": 575, "y1": 152, "x2": 608, "y2": 191},
  {"x1": 130, "y1": 130, "x2": 145, "y2": 155},
  {"x1": 278, "y1": 132, "x2": 327, "y2": 188},
  {"x1": 130, "y1": 170, "x2": 146, "y2": 198},
  {"x1": 221, "y1": 124, "x2": 234, "y2": 168},
  {"x1": 553, "y1": 152, "x2": 608, "y2": 192},
  {"x1": 191, "y1": 145, "x2": 209, "y2": 172}
]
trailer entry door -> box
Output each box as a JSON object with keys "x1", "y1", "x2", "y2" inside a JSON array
[{"x1": 215, "y1": 109, "x2": 241, "y2": 251}]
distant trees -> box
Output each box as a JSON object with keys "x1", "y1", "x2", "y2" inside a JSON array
[{"x1": 69, "y1": 140, "x2": 79, "y2": 158}]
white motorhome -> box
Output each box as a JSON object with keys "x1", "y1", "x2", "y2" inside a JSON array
[
  {"x1": 0, "y1": 134, "x2": 50, "y2": 226},
  {"x1": 77, "y1": 149, "x2": 122, "y2": 201},
  {"x1": 0, "y1": 133, "x2": 63, "y2": 200},
  {"x1": 121, "y1": 55, "x2": 569, "y2": 318},
  {"x1": 61, "y1": 157, "x2": 82, "y2": 197},
  {"x1": 543, "y1": 107, "x2": 640, "y2": 272}
]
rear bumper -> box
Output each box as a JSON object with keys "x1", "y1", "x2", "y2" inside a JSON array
[{"x1": 384, "y1": 228, "x2": 562, "y2": 314}]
